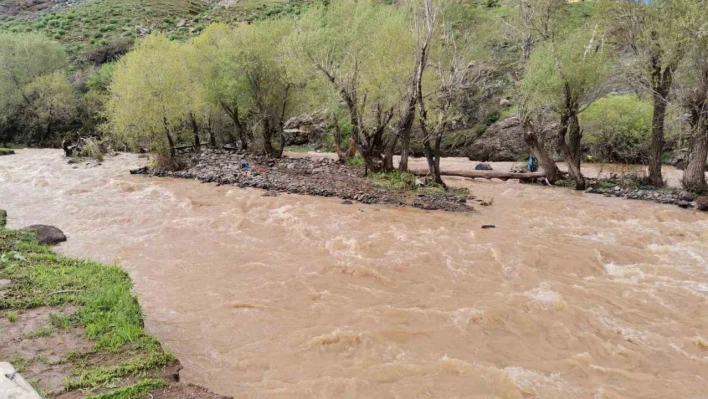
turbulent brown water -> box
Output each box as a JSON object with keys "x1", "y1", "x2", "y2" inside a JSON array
[{"x1": 2, "y1": 149, "x2": 708, "y2": 399}]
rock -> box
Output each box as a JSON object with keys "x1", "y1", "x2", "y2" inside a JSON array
[
  {"x1": 481, "y1": 225, "x2": 496, "y2": 229},
  {"x1": 499, "y1": 98, "x2": 512, "y2": 107},
  {"x1": 0, "y1": 279, "x2": 10, "y2": 286},
  {"x1": 283, "y1": 113, "x2": 327, "y2": 146},
  {"x1": 475, "y1": 163, "x2": 493, "y2": 171},
  {"x1": 679, "y1": 191, "x2": 696, "y2": 202},
  {"x1": 0, "y1": 362, "x2": 42, "y2": 399},
  {"x1": 665, "y1": 149, "x2": 689, "y2": 169},
  {"x1": 697, "y1": 196, "x2": 708, "y2": 211},
  {"x1": 0, "y1": 209, "x2": 6, "y2": 228},
  {"x1": 176, "y1": 19, "x2": 187, "y2": 28},
  {"x1": 341, "y1": 200, "x2": 353, "y2": 205},
  {"x1": 21, "y1": 225, "x2": 67, "y2": 245},
  {"x1": 466, "y1": 116, "x2": 529, "y2": 162},
  {"x1": 678, "y1": 200, "x2": 691, "y2": 209}
]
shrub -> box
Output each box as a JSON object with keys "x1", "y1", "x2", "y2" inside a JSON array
[{"x1": 580, "y1": 95, "x2": 652, "y2": 164}]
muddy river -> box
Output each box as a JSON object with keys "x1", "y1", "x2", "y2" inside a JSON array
[{"x1": 1, "y1": 149, "x2": 707, "y2": 398}]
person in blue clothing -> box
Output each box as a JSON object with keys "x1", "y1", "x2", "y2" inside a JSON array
[{"x1": 527, "y1": 154, "x2": 538, "y2": 172}]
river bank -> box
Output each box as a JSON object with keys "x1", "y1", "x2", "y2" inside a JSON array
[
  {"x1": 0, "y1": 222, "x2": 228, "y2": 399},
  {"x1": 130, "y1": 149, "x2": 474, "y2": 212}
]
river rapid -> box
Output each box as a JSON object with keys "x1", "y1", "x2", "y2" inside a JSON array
[{"x1": 1, "y1": 149, "x2": 707, "y2": 398}]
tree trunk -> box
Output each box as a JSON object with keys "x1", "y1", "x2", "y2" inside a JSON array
[
  {"x1": 263, "y1": 119, "x2": 274, "y2": 156},
  {"x1": 682, "y1": 121, "x2": 708, "y2": 194},
  {"x1": 189, "y1": 113, "x2": 200, "y2": 151},
  {"x1": 557, "y1": 86, "x2": 585, "y2": 190},
  {"x1": 164, "y1": 129, "x2": 175, "y2": 157},
  {"x1": 647, "y1": 51, "x2": 674, "y2": 187},
  {"x1": 523, "y1": 122, "x2": 560, "y2": 183},
  {"x1": 648, "y1": 89, "x2": 669, "y2": 187}
]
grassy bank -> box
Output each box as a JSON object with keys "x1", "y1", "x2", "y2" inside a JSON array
[
  {"x1": 0, "y1": 227, "x2": 221, "y2": 398},
  {"x1": 0, "y1": 148, "x2": 15, "y2": 155}
]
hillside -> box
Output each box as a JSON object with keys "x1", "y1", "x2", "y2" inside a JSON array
[{"x1": 0, "y1": 0, "x2": 295, "y2": 60}]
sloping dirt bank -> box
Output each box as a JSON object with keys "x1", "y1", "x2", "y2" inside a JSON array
[{"x1": 130, "y1": 150, "x2": 474, "y2": 212}]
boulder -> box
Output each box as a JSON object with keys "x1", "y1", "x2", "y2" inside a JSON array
[
  {"x1": 283, "y1": 114, "x2": 327, "y2": 146},
  {"x1": 466, "y1": 116, "x2": 528, "y2": 162},
  {"x1": 679, "y1": 191, "x2": 696, "y2": 202},
  {"x1": 665, "y1": 149, "x2": 688, "y2": 170},
  {"x1": 697, "y1": 196, "x2": 708, "y2": 212},
  {"x1": 0, "y1": 362, "x2": 42, "y2": 399},
  {"x1": 475, "y1": 163, "x2": 493, "y2": 171},
  {"x1": 21, "y1": 225, "x2": 67, "y2": 245}
]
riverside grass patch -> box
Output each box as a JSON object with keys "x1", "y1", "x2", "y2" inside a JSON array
[{"x1": 0, "y1": 228, "x2": 175, "y2": 395}]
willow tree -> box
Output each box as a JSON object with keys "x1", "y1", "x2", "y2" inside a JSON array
[
  {"x1": 24, "y1": 71, "x2": 78, "y2": 142},
  {"x1": 285, "y1": 0, "x2": 414, "y2": 172},
  {"x1": 0, "y1": 33, "x2": 68, "y2": 143},
  {"x1": 105, "y1": 34, "x2": 191, "y2": 158},
  {"x1": 192, "y1": 21, "x2": 296, "y2": 156},
  {"x1": 598, "y1": 0, "x2": 696, "y2": 187},
  {"x1": 520, "y1": 16, "x2": 611, "y2": 190},
  {"x1": 677, "y1": 0, "x2": 708, "y2": 193}
]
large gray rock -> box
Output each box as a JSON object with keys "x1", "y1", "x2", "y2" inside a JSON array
[
  {"x1": 283, "y1": 114, "x2": 328, "y2": 146},
  {"x1": 0, "y1": 362, "x2": 43, "y2": 399},
  {"x1": 21, "y1": 225, "x2": 67, "y2": 245},
  {"x1": 466, "y1": 116, "x2": 528, "y2": 162}
]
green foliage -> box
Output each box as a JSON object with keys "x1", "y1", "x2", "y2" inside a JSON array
[
  {"x1": 89, "y1": 379, "x2": 168, "y2": 399},
  {"x1": 284, "y1": 0, "x2": 415, "y2": 129},
  {"x1": 67, "y1": 353, "x2": 174, "y2": 389},
  {"x1": 580, "y1": 95, "x2": 652, "y2": 163},
  {"x1": 371, "y1": 171, "x2": 418, "y2": 191},
  {"x1": 0, "y1": 148, "x2": 15, "y2": 155},
  {"x1": 24, "y1": 71, "x2": 78, "y2": 131},
  {"x1": 0, "y1": 33, "x2": 68, "y2": 117},
  {"x1": 105, "y1": 34, "x2": 191, "y2": 155},
  {"x1": 346, "y1": 156, "x2": 365, "y2": 168},
  {"x1": 520, "y1": 27, "x2": 612, "y2": 111}
]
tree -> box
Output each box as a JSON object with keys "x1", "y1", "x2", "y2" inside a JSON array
[
  {"x1": 192, "y1": 21, "x2": 296, "y2": 156},
  {"x1": 676, "y1": 0, "x2": 708, "y2": 193},
  {"x1": 599, "y1": 0, "x2": 696, "y2": 187},
  {"x1": 24, "y1": 71, "x2": 78, "y2": 142},
  {"x1": 0, "y1": 33, "x2": 68, "y2": 143},
  {"x1": 105, "y1": 34, "x2": 191, "y2": 159},
  {"x1": 520, "y1": 17, "x2": 611, "y2": 189},
  {"x1": 285, "y1": 0, "x2": 415, "y2": 172}
]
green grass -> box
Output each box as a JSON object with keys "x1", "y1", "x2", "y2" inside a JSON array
[
  {"x1": 6, "y1": 310, "x2": 17, "y2": 322},
  {"x1": 0, "y1": 228, "x2": 175, "y2": 394},
  {"x1": 371, "y1": 170, "x2": 419, "y2": 191},
  {"x1": 90, "y1": 379, "x2": 168, "y2": 399},
  {"x1": 0, "y1": 0, "x2": 294, "y2": 61},
  {"x1": 0, "y1": 148, "x2": 15, "y2": 156}
]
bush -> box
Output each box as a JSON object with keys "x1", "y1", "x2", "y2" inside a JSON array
[{"x1": 580, "y1": 95, "x2": 652, "y2": 164}]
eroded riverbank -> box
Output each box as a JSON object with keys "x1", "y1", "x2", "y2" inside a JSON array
[{"x1": 1, "y1": 149, "x2": 708, "y2": 398}]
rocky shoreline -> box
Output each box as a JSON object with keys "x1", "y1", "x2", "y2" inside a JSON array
[
  {"x1": 131, "y1": 150, "x2": 474, "y2": 212},
  {"x1": 585, "y1": 183, "x2": 708, "y2": 211}
]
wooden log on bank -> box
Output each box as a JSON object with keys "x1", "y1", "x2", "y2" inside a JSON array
[{"x1": 410, "y1": 168, "x2": 546, "y2": 181}]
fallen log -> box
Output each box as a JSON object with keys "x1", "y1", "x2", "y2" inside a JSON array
[{"x1": 411, "y1": 168, "x2": 546, "y2": 181}]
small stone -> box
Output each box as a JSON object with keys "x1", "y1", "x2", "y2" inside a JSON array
[
  {"x1": 678, "y1": 200, "x2": 691, "y2": 209},
  {"x1": 0, "y1": 279, "x2": 10, "y2": 286},
  {"x1": 341, "y1": 200, "x2": 353, "y2": 205},
  {"x1": 614, "y1": 186, "x2": 621, "y2": 191},
  {"x1": 696, "y1": 196, "x2": 708, "y2": 211},
  {"x1": 481, "y1": 225, "x2": 496, "y2": 229},
  {"x1": 475, "y1": 163, "x2": 493, "y2": 171},
  {"x1": 679, "y1": 191, "x2": 696, "y2": 202}
]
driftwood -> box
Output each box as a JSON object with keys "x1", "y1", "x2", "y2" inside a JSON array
[{"x1": 411, "y1": 168, "x2": 546, "y2": 181}]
